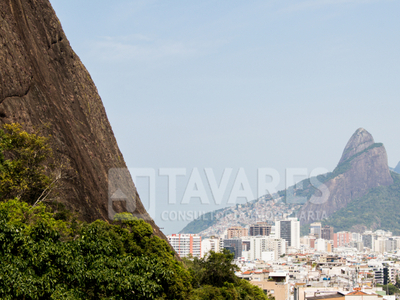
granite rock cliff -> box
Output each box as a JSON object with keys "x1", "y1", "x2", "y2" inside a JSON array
[
  {"x1": 299, "y1": 128, "x2": 393, "y2": 224},
  {"x1": 0, "y1": 0, "x2": 165, "y2": 239}
]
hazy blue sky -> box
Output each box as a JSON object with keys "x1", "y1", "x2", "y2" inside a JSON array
[{"x1": 50, "y1": 0, "x2": 400, "y2": 234}]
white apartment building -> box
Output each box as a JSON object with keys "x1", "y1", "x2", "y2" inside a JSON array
[
  {"x1": 201, "y1": 237, "x2": 221, "y2": 257},
  {"x1": 374, "y1": 238, "x2": 386, "y2": 254},
  {"x1": 244, "y1": 236, "x2": 286, "y2": 261},
  {"x1": 275, "y1": 218, "x2": 300, "y2": 249},
  {"x1": 167, "y1": 234, "x2": 201, "y2": 258}
]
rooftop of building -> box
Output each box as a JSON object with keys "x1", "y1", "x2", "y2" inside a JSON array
[{"x1": 306, "y1": 292, "x2": 344, "y2": 300}]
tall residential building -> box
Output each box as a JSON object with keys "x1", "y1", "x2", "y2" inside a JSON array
[
  {"x1": 373, "y1": 266, "x2": 396, "y2": 285},
  {"x1": 374, "y1": 238, "x2": 386, "y2": 254},
  {"x1": 321, "y1": 225, "x2": 334, "y2": 241},
  {"x1": 386, "y1": 238, "x2": 397, "y2": 252},
  {"x1": 315, "y1": 238, "x2": 333, "y2": 252},
  {"x1": 223, "y1": 239, "x2": 243, "y2": 259},
  {"x1": 362, "y1": 233, "x2": 374, "y2": 249},
  {"x1": 333, "y1": 231, "x2": 352, "y2": 248},
  {"x1": 301, "y1": 235, "x2": 316, "y2": 249},
  {"x1": 351, "y1": 232, "x2": 363, "y2": 242},
  {"x1": 310, "y1": 222, "x2": 322, "y2": 238},
  {"x1": 201, "y1": 237, "x2": 221, "y2": 257},
  {"x1": 275, "y1": 218, "x2": 300, "y2": 249},
  {"x1": 375, "y1": 230, "x2": 392, "y2": 237},
  {"x1": 167, "y1": 234, "x2": 201, "y2": 258},
  {"x1": 373, "y1": 267, "x2": 384, "y2": 285},
  {"x1": 247, "y1": 236, "x2": 286, "y2": 261},
  {"x1": 249, "y1": 222, "x2": 272, "y2": 236},
  {"x1": 242, "y1": 240, "x2": 251, "y2": 251},
  {"x1": 227, "y1": 226, "x2": 248, "y2": 239}
]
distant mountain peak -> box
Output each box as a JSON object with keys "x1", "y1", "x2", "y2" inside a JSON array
[
  {"x1": 338, "y1": 128, "x2": 374, "y2": 165},
  {"x1": 181, "y1": 128, "x2": 397, "y2": 235},
  {"x1": 395, "y1": 161, "x2": 400, "y2": 174},
  {"x1": 299, "y1": 128, "x2": 393, "y2": 225}
]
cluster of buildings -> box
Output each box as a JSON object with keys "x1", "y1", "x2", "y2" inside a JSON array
[
  {"x1": 168, "y1": 220, "x2": 400, "y2": 300},
  {"x1": 197, "y1": 197, "x2": 302, "y2": 237},
  {"x1": 303, "y1": 223, "x2": 400, "y2": 254},
  {"x1": 168, "y1": 218, "x2": 300, "y2": 260}
]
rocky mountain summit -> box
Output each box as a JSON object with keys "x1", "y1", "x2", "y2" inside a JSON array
[
  {"x1": 338, "y1": 128, "x2": 375, "y2": 164},
  {"x1": 299, "y1": 128, "x2": 393, "y2": 224},
  {"x1": 0, "y1": 0, "x2": 164, "y2": 239},
  {"x1": 182, "y1": 128, "x2": 397, "y2": 235}
]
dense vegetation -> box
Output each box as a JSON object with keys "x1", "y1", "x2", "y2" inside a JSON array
[
  {"x1": 0, "y1": 200, "x2": 191, "y2": 299},
  {"x1": 0, "y1": 123, "x2": 52, "y2": 203},
  {"x1": 377, "y1": 283, "x2": 400, "y2": 295},
  {"x1": 0, "y1": 123, "x2": 268, "y2": 299},
  {"x1": 323, "y1": 172, "x2": 400, "y2": 235},
  {"x1": 184, "y1": 249, "x2": 268, "y2": 300}
]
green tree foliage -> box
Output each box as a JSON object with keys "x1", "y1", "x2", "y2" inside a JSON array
[
  {"x1": 395, "y1": 275, "x2": 400, "y2": 289},
  {"x1": 0, "y1": 123, "x2": 52, "y2": 203},
  {"x1": 0, "y1": 124, "x2": 268, "y2": 299},
  {"x1": 323, "y1": 172, "x2": 400, "y2": 235},
  {"x1": 0, "y1": 199, "x2": 269, "y2": 299},
  {"x1": 190, "y1": 249, "x2": 239, "y2": 287},
  {"x1": 0, "y1": 199, "x2": 191, "y2": 299},
  {"x1": 376, "y1": 284, "x2": 400, "y2": 295},
  {"x1": 114, "y1": 212, "x2": 135, "y2": 221},
  {"x1": 184, "y1": 250, "x2": 269, "y2": 300},
  {"x1": 190, "y1": 281, "x2": 268, "y2": 300}
]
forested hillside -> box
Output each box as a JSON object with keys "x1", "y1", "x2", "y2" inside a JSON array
[{"x1": 0, "y1": 123, "x2": 269, "y2": 299}]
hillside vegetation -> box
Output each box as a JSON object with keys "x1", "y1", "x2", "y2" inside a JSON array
[
  {"x1": 0, "y1": 124, "x2": 269, "y2": 299},
  {"x1": 180, "y1": 209, "x2": 224, "y2": 234},
  {"x1": 323, "y1": 172, "x2": 400, "y2": 235}
]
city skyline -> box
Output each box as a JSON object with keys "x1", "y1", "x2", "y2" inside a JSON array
[{"x1": 49, "y1": 0, "x2": 400, "y2": 234}]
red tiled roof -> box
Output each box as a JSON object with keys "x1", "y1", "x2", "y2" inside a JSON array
[
  {"x1": 346, "y1": 291, "x2": 370, "y2": 296},
  {"x1": 242, "y1": 271, "x2": 252, "y2": 275}
]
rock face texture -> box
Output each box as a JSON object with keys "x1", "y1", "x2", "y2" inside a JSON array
[
  {"x1": 299, "y1": 128, "x2": 393, "y2": 224},
  {"x1": 338, "y1": 128, "x2": 375, "y2": 165},
  {"x1": 0, "y1": 0, "x2": 165, "y2": 239}
]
